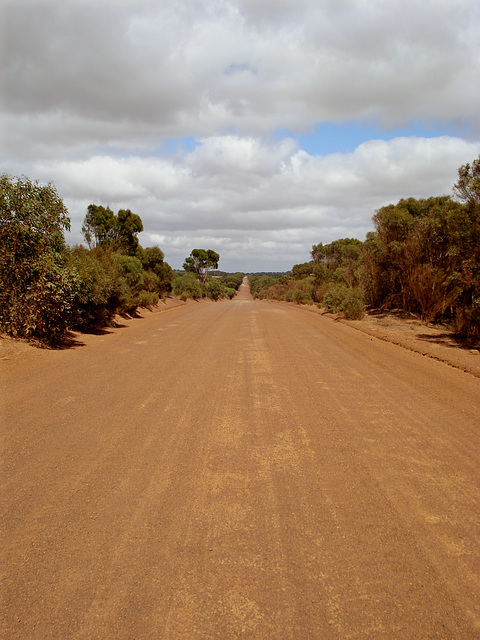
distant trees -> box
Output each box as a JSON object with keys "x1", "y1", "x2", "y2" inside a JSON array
[
  {"x1": 183, "y1": 249, "x2": 220, "y2": 283},
  {"x1": 174, "y1": 249, "x2": 239, "y2": 300},
  {"x1": 3, "y1": 155, "x2": 478, "y2": 344}
]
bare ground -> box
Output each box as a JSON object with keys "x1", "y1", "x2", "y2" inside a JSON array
[
  {"x1": 1, "y1": 282, "x2": 479, "y2": 638},
  {"x1": 2, "y1": 297, "x2": 479, "y2": 377}
]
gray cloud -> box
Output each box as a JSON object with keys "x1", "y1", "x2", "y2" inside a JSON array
[
  {"x1": 7, "y1": 134, "x2": 476, "y2": 271},
  {"x1": 5, "y1": 0, "x2": 479, "y2": 136},
  {"x1": 2, "y1": 0, "x2": 479, "y2": 271}
]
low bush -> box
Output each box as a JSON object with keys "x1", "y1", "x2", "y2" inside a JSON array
[
  {"x1": 206, "y1": 278, "x2": 225, "y2": 300},
  {"x1": 323, "y1": 284, "x2": 365, "y2": 319},
  {"x1": 172, "y1": 273, "x2": 204, "y2": 300}
]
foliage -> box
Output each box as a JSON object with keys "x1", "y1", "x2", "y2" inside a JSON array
[
  {"x1": 82, "y1": 204, "x2": 116, "y2": 248},
  {"x1": 67, "y1": 246, "x2": 113, "y2": 329},
  {"x1": 4, "y1": 157, "x2": 479, "y2": 344},
  {"x1": 323, "y1": 284, "x2": 365, "y2": 319},
  {"x1": 0, "y1": 176, "x2": 175, "y2": 342},
  {"x1": 221, "y1": 272, "x2": 244, "y2": 290},
  {"x1": 363, "y1": 192, "x2": 480, "y2": 338},
  {"x1": 172, "y1": 272, "x2": 204, "y2": 300},
  {"x1": 172, "y1": 272, "x2": 237, "y2": 301},
  {"x1": 183, "y1": 249, "x2": 220, "y2": 283},
  {"x1": 68, "y1": 242, "x2": 174, "y2": 330},
  {"x1": 248, "y1": 274, "x2": 281, "y2": 298},
  {"x1": 140, "y1": 246, "x2": 174, "y2": 293},
  {"x1": 291, "y1": 262, "x2": 314, "y2": 280},
  {"x1": 453, "y1": 154, "x2": 480, "y2": 210},
  {"x1": 205, "y1": 278, "x2": 225, "y2": 300},
  {"x1": 0, "y1": 174, "x2": 78, "y2": 343},
  {"x1": 82, "y1": 204, "x2": 143, "y2": 255}
]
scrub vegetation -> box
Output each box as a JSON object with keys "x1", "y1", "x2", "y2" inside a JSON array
[
  {"x1": 172, "y1": 249, "x2": 242, "y2": 300},
  {"x1": 250, "y1": 155, "x2": 480, "y2": 342},
  {"x1": 0, "y1": 173, "x2": 243, "y2": 344},
  {"x1": 1, "y1": 155, "x2": 478, "y2": 344}
]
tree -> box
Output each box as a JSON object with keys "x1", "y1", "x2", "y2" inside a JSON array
[
  {"x1": 0, "y1": 174, "x2": 78, "y2": 343},
  {"x1": 311, "y1": 243, "x2": 325, "y2": 263},
  {"x1": 453, "y1": 154, "x2": 480, "y2": 210},
  {"x1": 82, "y1": 204, "x2": 116, "y2": 248},
  {"x1": 115, "y1": 208, "x2": 143, "y2": 255},
  {"x1": 183, "y1": 249, "x2": 220, "y2": 283},
  {"x1": 363, "y1": 195, "x2": 479, "y2": 332},
  {"x1": 82, "y1": 205, "x2": 143, "y2": 254},
  {"x1": 140, "y1": 246, "x2": 173, "y2": 293}
]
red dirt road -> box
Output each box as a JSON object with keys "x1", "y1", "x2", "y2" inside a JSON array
[{"x1": 2, "y1": 281, "x2": 480, "y2": 639}]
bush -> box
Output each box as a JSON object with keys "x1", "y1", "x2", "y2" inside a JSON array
[
  {"x1": 136, "y1": 290, "x2": 159, "y2": 307},
  {"x1": 206, "y1": 278, "x2": 225, "y2": 300},
  {"x1": 0, "y1": 174, "x2": 78, "y2": 344},
  {"x1": 68, "y1": 246, "x2": 113, "y2": 329},
  {"x1": 14, "y1": 257, "x2": 78, "y2": 343},
  {"x1": 343, "y1": 288, "x2": 366, "y2": 320},
  {"x1": 248, "y1": 275, "x2": 280, "y2": 298},
  {"x1": 284, "y1": 288, "x2": 313, "y2": 305},
  {"x1": 323, "y1": 284, "x2": 365, "y2": 319},
  {"x1": 221, "y1": 273, "x2": 244, "y2": 290},
  {"x1": 452, "y1": 303, "x2": 480, "y2": 344},
  {"x1": 172, "y1": 272, "x2": 204, "y2": 300}
]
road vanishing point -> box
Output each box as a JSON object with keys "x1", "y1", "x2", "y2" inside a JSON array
[{"x1": 2, "y1": 280, "x2": 479, "y2": 639}]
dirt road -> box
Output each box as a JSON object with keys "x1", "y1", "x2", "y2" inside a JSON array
[{"x1": 2, "y1": 281, "x2": 480, "y2": 639}]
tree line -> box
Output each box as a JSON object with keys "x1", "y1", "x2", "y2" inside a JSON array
[
  {"x1": 2, "y1": 155, "x2": 478, "y2": 344},
  {"x1": 249, "y1": 155, "x2": 480, "y2": 343},
  {"x1": 0, "y1": 175, "x2": 240, "y2": 345}
]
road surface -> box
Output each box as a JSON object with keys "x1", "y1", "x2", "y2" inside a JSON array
[{"x1": 2, "y1": 281, "x2": 480, "y2": 639}]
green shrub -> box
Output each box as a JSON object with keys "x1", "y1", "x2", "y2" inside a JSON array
[
  {"x1": 206, "y1": 278, "x2": 225, "y2": 300},
  {"x1": 323, "y1": 284, "x2": 365, "y2": 319},
  {"x1": 343, "y1": 288, "x2": 366, "y2": 319},
  {"x1": 68, "y1": 246, "x2": 113, "y2": 329},
  {"x1": 221, "y1": 273, "x2": 244, "y2": 290},
  {"x1": 284, "y1": 288, "x2": 313, "y2": 305},
  {"x1": 136, "y1": 290, "x2": 159, "y2": 307},
  {"x1": 15, "y1": 257, "x2": 78, "y2": 343},
  {"x1": 140, "y1": 246, "x2": 173, "y2": 293},
  {"x1": 172, "y1": 273, "x2": 204, "y2": 300},
  {"x1": 0, "y1": 174, "x2": 78, "y2": 344},
  {"x1": 248, "y1": 275, "x2": 280, "y2": 298}
]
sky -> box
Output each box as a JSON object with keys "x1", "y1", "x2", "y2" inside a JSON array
[{"x1": 2, "y1": 0, "x2": 479, "y2": 272}]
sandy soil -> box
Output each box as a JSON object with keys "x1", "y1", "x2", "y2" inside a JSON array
[
  {"x1": 2, "y1": 295, "x2": 479, "y2": 378},
  {"x1": 263, "y1": 301, "x2": 480, "y2": 379},
  {"x1": 1, "y1": 281, "x2": 479, "y2": 639}
]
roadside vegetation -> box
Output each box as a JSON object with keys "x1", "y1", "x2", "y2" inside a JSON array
[
  {"x1": 250, "y1": 155, "x2": 480, "y2": 343},
  {"x1": 172, "y1": 267, "x2": 243, "y2": 302},
  {"x1": 172, "y1": 248, "x2": 243, "y2": 300},
  {"x1": 0, "y1": 175, "x2": 238, "y2": 345},
  {"x1": 2, "y1": 155, "x2": 478, "y2": 345}
]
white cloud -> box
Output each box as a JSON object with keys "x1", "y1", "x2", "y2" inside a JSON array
[
  {"x1": 6, "y1": 134, "x2": 476, "y2": 271},
  {"x1": 2, "y1": 0, "x2": 479, "y2": 271}
]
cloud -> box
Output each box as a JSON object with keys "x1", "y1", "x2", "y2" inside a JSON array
[
  {"x1": 4, "y1": 0, "x2": 480, "y2": 139},
  {"x1": 2, "y1": 0, "x2": 479, "y2": 271},
  {"x1": 7, "y1": 134, "x2": 476, "y2": 271}
]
